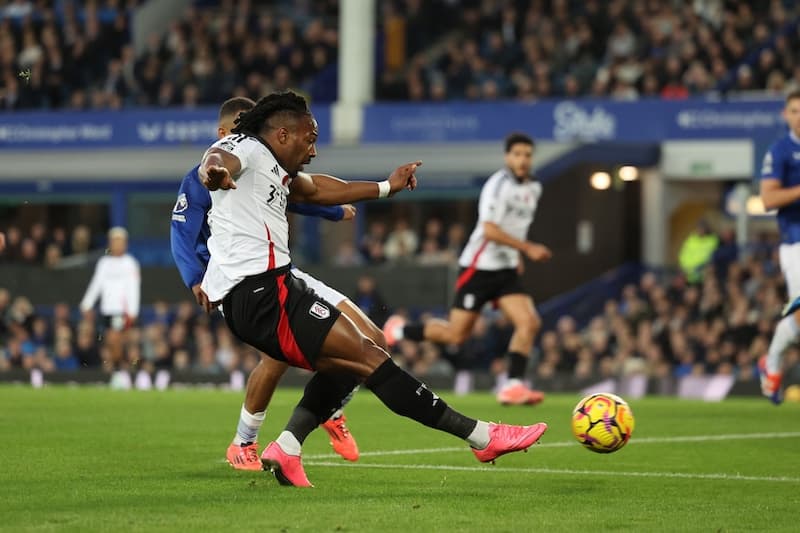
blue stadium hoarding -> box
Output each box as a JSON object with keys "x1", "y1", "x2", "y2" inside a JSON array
[
  {"x1": 362, "y1": 99, "x2": 785, "y2": 145},
  {"x1": 0, "y1": 105, "x2": 333, "y2": 149},
  {"x1": 0, "y1": 99, "x2": 784, "y2": 153}
]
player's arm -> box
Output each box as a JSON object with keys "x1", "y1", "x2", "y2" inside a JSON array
[
  {"x1": 483, "y1": 222, "x2": 551, "y2": 262},
  {"x1": 199, "y1": 148, "x2": 242, "y2": 191},
  {"x1": 79, "y1": 258, "x2": 105, "y2": 315},
  {"x1": 126, "y1": 258, "x2": 141, "y2": 323},
  {"x1": 759, "y1": 146, "x2": 797, "y2": 210},
  {"x1": 760, "y1": 179, "x2": 800, "y2": 210},
  {"x1": 287, "y1": 202, "x2": 354, "y2": 221},
  {"x1": 170, "y1": 183, "x2": 211, "y2": 289},
  {"x1": 288, "y1": 161, "x2": 421, "y2": 205}
]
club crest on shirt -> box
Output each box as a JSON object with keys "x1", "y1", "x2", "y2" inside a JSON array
[
  {"x1": 173, "y1": 193, "x2": 188, "y2": 213},
  {"x1": 218, "y1": 140, "x2": 236, "y2": 153},
  {"x1": 309, "y1": 301, "x2": 330, "y2": 320}
]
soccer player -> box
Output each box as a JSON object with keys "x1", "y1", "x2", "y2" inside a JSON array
[
  {"x1": 200, "y1": 91, "x2": 547, "y2": 487},
  {"x1": 171, "y1": 97, "x2": 379, "y2": 468},
  {"x1": 758, "y1": 90, "x2": 800, "y2": 405},
  {"x1": 383, "y1": 133, "x2": 550, "y2": 406}
]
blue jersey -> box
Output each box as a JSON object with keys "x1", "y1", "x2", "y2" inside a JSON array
[
  {"x1": 761, "y1": 132, "x2": 800, "y2": 244},
  {"x1": 170, "y1": 166, "x2": 345, "y2": 289}
]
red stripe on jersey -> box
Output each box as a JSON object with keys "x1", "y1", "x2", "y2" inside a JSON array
[
  {"x1": 265, "y1": 224, "x2": 275, "y2": 270},
  {"x1": 275, "y1": 274, "x2": 312, "y2": 370},
  {"x1": 455, "y1": 240, "x2": 488, "y2": 290}
]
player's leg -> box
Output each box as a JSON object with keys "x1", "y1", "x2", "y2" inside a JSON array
[
  {"x1": 384, "y1": 267, "x2": 490, "y2": 348},
  {"x1": 316, "y1": 314, "x2": 546, "y2": 461},
  {"x1": 291, "y1": 268, "x2": 371, "y2": 458},
  {"x1": 226, "y1": 354, "x2": 288, "y2": 470},
  {"x1": 760, "y1": 243, "x2": 800, "y2": 404},
  {"x1": 495, "y1": 293, "x2": 544, "y2": 406},
  {"x1": 384, "y1": 306, "x2": 480, "y2": 347}
]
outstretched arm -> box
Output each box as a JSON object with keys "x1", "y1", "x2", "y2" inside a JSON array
[{"x1": 288, "y1": 161, "x2": 421, "y2": 205}]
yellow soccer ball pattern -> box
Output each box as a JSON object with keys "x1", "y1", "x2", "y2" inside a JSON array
[{"x1": 571, "y1": 393, "x2": 635, "y2": 453}]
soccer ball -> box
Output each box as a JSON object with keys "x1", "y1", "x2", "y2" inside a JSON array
[{"x1": 571, "y1": 393, "x2": 635, "y2": 453}]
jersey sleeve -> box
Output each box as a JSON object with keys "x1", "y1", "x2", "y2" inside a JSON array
[
  {"x1": 80, "y1": 258, "x2": 105, "y2": 312},
  {"x1": 287, "y1": 202, "x2": 345, "y2": 221},
  {"x1": 477, "y1": 177, "x2": 509, "y2": 224},
  {"x1": 170, "y1": 174, "x2": 211, "y2": 288},
  {"x1": 760, "y1": 142, "x2": 786, "y2": 182},
  {"x1": 206, "y1": 134, "x2": 258, "y2": 176}
]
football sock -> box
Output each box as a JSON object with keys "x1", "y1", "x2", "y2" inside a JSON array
[
  {"x1": 276, "y1": 430, "x2": 302, "y2": 456},
  {"x1": 767, "y1": 314, "x2": 798, "y2": 374},
  {"x1": 298, "y1": 372, "x2": 361, "y2": 423},
  {"x1": 233, "y1": 405, "x2": 265, "y2": 445},
  {"x1": 283, "y1": 406, "x2": 318, "y2": 447},
  {"x1": 466, "y1": 420, "x2": 491, "y2": 449},
  {"x1": 402, "y1": 323, "x2": 425, "y2": 342},
  {"x1": 327, "y1": 385, "x2": 359, "y2": 421},
  {"x1": 507, "y1": 351, "x2": 529, "y2": 380},
  {"x1": 365, "y1": 359, "x2": 478, "y2": 440},
  {"x1": 283, "y1": 373, "x2": 361, "y2": 445}
]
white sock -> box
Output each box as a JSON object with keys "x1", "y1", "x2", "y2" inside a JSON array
[
  {"x1": 466, "y1": 420, "x2": 490, "y2": 449},
  {"x1": 503, "y1": 378, "x2": 523, "y2": 389},
  {"x1": 276, "y1": 430, "x2": 302, "y2": 456},
  {"x1": 232, "y1": 405, "x2": 266, "y2": 445},
  {"x1": 766, "y1": 315, "x2": 799, "y2": 374},
  {"x1": 329, "y1": 409, "x2": 343, "y2": 420}
]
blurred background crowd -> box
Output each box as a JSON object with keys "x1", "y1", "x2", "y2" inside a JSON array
[
  {"x1": 2, "y1": 220, "x2": 791, "y2": 389},
  {"x1": 2, "y1": 0, "x2": 800, "y2": 111}
]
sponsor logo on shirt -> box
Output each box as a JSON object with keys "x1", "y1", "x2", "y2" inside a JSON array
[{"x1": 309, "y1": 301, "x2": 330, "y2": 320}]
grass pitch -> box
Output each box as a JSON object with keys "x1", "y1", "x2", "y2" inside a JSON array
[{"x1": 1, "y1": 385, "x2": 799, "y2": 532}]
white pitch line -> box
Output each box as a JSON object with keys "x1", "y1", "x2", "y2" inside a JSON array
[
  {"x1": 303, "y1": 431, "x2": 800, "y2": 460},
  {"x1": 302, "y1": 461, "x2": 800, "y2": 483}
]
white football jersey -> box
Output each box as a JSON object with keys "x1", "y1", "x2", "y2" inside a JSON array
[
  {"x1": 201, "y1": 134, "x2": 293, "y2": 301},
  {"x1": 459, "y1": 168, "x2": 542, "y2": 271}
]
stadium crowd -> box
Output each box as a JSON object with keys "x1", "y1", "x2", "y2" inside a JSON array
[
  {"x1": 379, "y1": 0, "x2": 800, "y2": 101},
  {"x1": 0, "y1": 0, "x2": 339, "y2": 110},
  {"x1": 3, "y1": 0, "x2": 800, "y2": 110},
  {"x1": 1, "y1": 227, "x2": 791, "y2": 389}
]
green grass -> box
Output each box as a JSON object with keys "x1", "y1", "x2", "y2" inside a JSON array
[{"x1": 1, "y1": 386, "x2": 799, "y2": 532}]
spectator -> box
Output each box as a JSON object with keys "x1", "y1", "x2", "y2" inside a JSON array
[
  {"x1": 679, "y1": 220, "x2": 719, "y2": 283},
  {"x1": 353, "y1": 275, "x2": 389, "y2": 327},
  {"x1": 384, "y1": 218, "x2": 418, "y2": 261}
]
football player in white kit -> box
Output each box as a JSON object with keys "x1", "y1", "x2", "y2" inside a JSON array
[
  {"x1": 200, "y1": 92, "x2": 548, "y2": 487},
  {"x1": 384, "y1": 133, "x2": 551, "y2": 406},
  {"x1": 171, "y1": 97, "x2": 378, "y2": 469}
]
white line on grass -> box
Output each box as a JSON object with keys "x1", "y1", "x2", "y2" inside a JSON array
[
  {"x1": 304, "y1": 431, "x2": 800, "y2": 460},
  {"x1": 302, "y1": 461, "x2": 800, "y2": 483}
]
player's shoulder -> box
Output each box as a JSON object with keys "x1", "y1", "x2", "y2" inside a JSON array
[
  {"x1": 210, "y1": 134, "x2": 262, "y2": 159},
  {"x1": 482, "y1": 168, "x2": 514, "y2": 192},
  {"x1": 768, "y1": 134, "x2": 796, "y2": 155}
]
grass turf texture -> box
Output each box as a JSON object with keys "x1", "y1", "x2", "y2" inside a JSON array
[{"x1": 1, "y1": 386, "x2": 799, "y2": 532}]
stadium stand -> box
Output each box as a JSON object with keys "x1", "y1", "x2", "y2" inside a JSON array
[{"x1": 4, "y1": 0, "x2": 800, "y2": 110}]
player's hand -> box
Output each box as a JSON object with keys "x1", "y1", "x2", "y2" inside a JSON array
[
  {"x1": 341, "y1": 204, "x2": 357, "y2": 221},
  {"x1": 523, "y1": 242, "x2": 552, "y2": 262},
  {"x1": 203, "y1": 165, "x2": 236, "y2": 191},
  {"x1": 387, "y1": 160, "x2": 422, "y2": 195},
  {"x1": 192, "y1": 284, "x2": 215, "y2": 313},
  {"x1": 0, "y1": 231, "x2": 5, "y2": 253}
]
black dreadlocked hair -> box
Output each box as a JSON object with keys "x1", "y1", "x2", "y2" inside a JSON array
[{"x1": 231, "y1": 91, "x2": 311, "y2": 137}]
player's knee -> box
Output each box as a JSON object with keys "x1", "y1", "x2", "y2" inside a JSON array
[
  {"x1": 449, "y1": 328, "x2": 471, "y2": 345},
  {"x1": 516, "y1": 315, "x2": 540, "y2": 339},
  {"x1": 366, "y1": 323, "x2": 388, "y2": 351}
]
